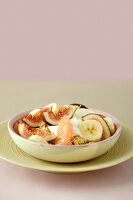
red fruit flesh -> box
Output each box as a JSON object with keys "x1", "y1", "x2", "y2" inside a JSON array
[
  {"x1": 17, "y1": 120, "x2": 52, "y2": 139},
  {"x1": 55, "y1": 116, "x2": 73, "y2": 145},
  {"x1": 43, "y1": 105, "x2": 78, "y2": 125}
]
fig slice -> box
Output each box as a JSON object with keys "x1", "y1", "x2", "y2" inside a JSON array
[
  {"x1": 23, "y1": 109, "x2": 45, "y2": 128},
  {"x1": 70, "y1": 103, "x2": 88, "y2": 109},
  {"x1": 17, "y1": 120, "x2": 56, "y2": 141},
  {"x1": 43, "y1": 103, "x2": 59, "y2": 113},
  {"x1": 43, "y1": 105, "x2": 78, "y2": 125},
  {"x1": 28, "y1": 135, "x2": 48, "y2": 144},
  {"x1": 82, "y1": 113, "x2": 111, "y2": 140},
  {"x1": 104, "y1": 117, "x2": 116, "y2": 135}
]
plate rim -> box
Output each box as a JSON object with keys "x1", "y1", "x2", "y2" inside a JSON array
[{"x1": 0, "y1": 120, "x2": 133, "y2": 173}]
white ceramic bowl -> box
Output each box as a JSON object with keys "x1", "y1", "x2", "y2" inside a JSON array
[{"x1": 7, "y1": 108, "x2": 122, "y2": 163}]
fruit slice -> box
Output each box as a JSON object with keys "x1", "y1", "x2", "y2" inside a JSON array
[
  {"x1": 73, "y1": 108, "x2": 92, "y2": 119},
  {"x1": 23, "y1": 109, "x2": 45, "y2": 128},
  {"x1": 104, "y1": 117, "x2": 116, "y2": 135},
  {"x1": 79, "y1": 119, "x2": 103, "y2": 142},
  {"x1": 36, "y1": 126, "x2": 57, "y2": 141},
  {"x1": 70, "y1": 103, "x2": 88, "y2": 109},
  {"x1": 18, "y1": 120, "x2": 34, "y2": 138},
  {"x1": 28, "y1": 135, "x2": 48, "y2": 144},
  {"x1": 30, "y1": 109, "x2": 41, "y2": 116},
  {"x1": 44, "y1": 103, "x2": 59, "y2": 113},
  {"x1": 82, "y1": 114, "x2": 111, "y2": 140},
  {"x1": 17, "y1": 121, "x2": 56, "y2": 141},
  {"x1": 13, "y1": 120, "x2": 21, "y2": 134},
  {"x1": 54, "y1": 116, "x2": 73, "y2": 145},
  {"x1": 43, "y1": 105, "x2": 78, "y2": 125}
]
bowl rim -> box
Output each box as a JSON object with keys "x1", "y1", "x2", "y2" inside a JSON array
[{"x1": 7, "y1": 108, "x2": 122, "y2": 149}]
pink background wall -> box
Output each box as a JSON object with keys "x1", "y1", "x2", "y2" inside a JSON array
[{"x1": 0, "y1": 0, "x2": 133, "y2": 80}]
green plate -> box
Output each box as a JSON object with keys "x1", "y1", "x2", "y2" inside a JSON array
[{"x1": 0, "y1": 120, "x2": 133, "y2": 173}]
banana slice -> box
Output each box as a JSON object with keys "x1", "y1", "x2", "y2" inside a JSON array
[
  {"x1": 79, "y1": 119, "x2": 103, "y2": 142},
  {"x1": 104, "y1": 117, "x2": 116, "y2": 135},
  {"x1": 28, "y1": 135, "x2": 48, "y2": 144}
]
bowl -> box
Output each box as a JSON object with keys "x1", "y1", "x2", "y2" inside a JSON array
[{"x1": 7, "y1": 108, "x2": 122, "y2": 163}]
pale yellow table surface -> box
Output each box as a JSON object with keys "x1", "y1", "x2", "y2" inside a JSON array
[{"x1": 0, "y1": 81, "x2": 133, "y2": 200}]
